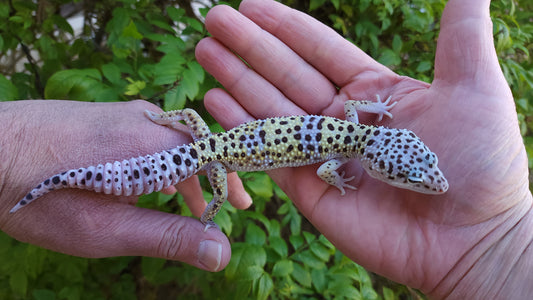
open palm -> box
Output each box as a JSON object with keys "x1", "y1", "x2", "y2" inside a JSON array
[{"x1": 196, "y1": 0, "x2": 532, "y2": 297}]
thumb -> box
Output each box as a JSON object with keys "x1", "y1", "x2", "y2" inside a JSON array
[
  {"x1": 435, "y1": 0, "x2": 507, "y2": 94},
  {"x1": 93, "y1": 204, "x2": 232, "y2": 272},
  {"x1": 4, "y1": 198, "x2": 231, "y2": 272}
]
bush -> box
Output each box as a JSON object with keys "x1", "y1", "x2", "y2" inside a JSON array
[{"x1": 0, "y1": 0, "x2": 531, "y2": 299}]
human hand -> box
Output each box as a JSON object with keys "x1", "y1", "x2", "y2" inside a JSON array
[
  {"x1": 196, "y1": 0, "x2": 533, "y2": 297},
  {"x1": 0, "y1": 100, "x2": 251, "y2": 271}
]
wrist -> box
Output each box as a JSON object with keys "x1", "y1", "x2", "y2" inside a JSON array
[{"x1": 429, "y1": 193, "x2": 533, "y2": 299}]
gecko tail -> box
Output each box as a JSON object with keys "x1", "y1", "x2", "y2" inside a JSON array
[{"x1": 10, "y1": 146, "x2": 199, "y2": 213}]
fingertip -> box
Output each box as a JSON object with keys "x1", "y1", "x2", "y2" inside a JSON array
[
  {"x1": 176, "y1": 176, "x2": 207, "y2": 218},
  {"x1": 197, "y1": 235, "x2": 230, "y2": 272},
  {"x1": 227, "y1": 172, "x2": 253, "y2": 209}
]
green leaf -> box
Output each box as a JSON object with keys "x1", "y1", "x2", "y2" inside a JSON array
[
  {"x1": 58, "y1": 286, "x2": 81, "y2": 300},
  {"x1": 51, "y1": 14, "x2": 74, "y2": 34},
  {"x1": 44, "y1": 69, "x2": 102, "y2": 100},
  {"x1": 186, "y1": 61, "x2": 205, "y2": 83},
  {"x1": 311, "y1": 268, "x2": 327, "y2": 293},
  {"x1": 289, "y1": 234, "x2": 304, "y2": 251},
  {"x1": 378, "y1": 48, "x2": 401, "y2": 66},
  {"x1": 141, "y1": 257, "x2": 166, "y2": 283},
  {"x1": 185, "y1": 17, "x2": 204, "y2": 33},
  {"x1": 256, "y1": 273, "x2": 273, "y2": 300},
  {"x1": 124, "y1": 78, "x2": 146, "y2": 95},
  {"x1": 102, "y1": 63, "x2": 122, "y2": 85},
  {"x1": 57, "y1": 260, "x2": 84, "y2": 283},
  {"x1": 291, "y1": 263, "x2": 312, "y2": 288},
  {"x1": 123, "y1": 20, "x2": 143, "y2": 39},
  {"x1": 163, "y1": 87, "x2": 186, "y2": 111},
  {"x1": 310, "y1": 241, "x2": 331, "y2": 262},
  {"x1": 226, "y1": 243, "x2": 267, "y2": 280},
  {"x1": 9, "y1": 269, "x2": 27, "y2": 295},
  {"x1": 245, "y1": 172, "x2": 274, "y2": 198},
  {"x1": 241, "y1": 265, "x2": 264, "y2": 281},
  {"x1": 0, "y1": 74, "x2": 18, "y2": 100},
  {"x1": 383, "y1": 287, "x2": 395, "y2": 300},
  {"x1": 272, "y1": 259, "x2": 293, "y2": 277},
  {"x1": 24, "y1": 245, "x2": 47, "y2": 279},
  {"x1": 154, "y1": 53, "x2": 185, "y2": 85},
  {"x1": 166, "y1": 6, "x2": 185, "y2": 22},
  {"x1": 331, "y1": 0, "x2": 340, "y2": 10},
  {"x1": 361, "y1": 284, "x2": 379, "y2": 300},
  {"x1": 303, "y1": 231, "x2": 316, "y2": 244},
  {"x1": 180, "y1": 74, "x2": 199, "y2": 100},
  {"x1": 294, "y1": 250, "x2": 326, "y2": 270},
  {"x1": 32, "y1": 289, "x2": 56, "y2": 300},
  {"x1": 392, "y1": 34, "x2": 402, "y2": 53},
  {"x1": 309, "y1": 0, "x2": 326, "y2": 11},
  {"x1": 269, "y1": 236, "x2": 288, "y2": 257},
  {"x1": 245, "y1": 223, "x2": 266, "y2": 246},
  {"x1": 416, "y1": 60, "x2": 433, "y2": 73}
]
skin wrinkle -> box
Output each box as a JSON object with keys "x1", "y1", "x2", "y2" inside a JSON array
[
  {"x1": 432, "y1": 199, "x2": 533, "y2": 298},
  {"x1": 496, "y1": 232, "x2": 533, "y2": 299},
  {"x1": 157, "y1": 218, "x2": 189, "y2": 259}
]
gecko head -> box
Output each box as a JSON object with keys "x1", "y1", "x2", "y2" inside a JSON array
[{"x1": 360, "y1": 128, "x2": 449, "y2": 194}]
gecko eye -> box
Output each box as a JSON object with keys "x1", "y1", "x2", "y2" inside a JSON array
[{"x1": 407, "y1": 175, "x2": 423, "y2": 183}]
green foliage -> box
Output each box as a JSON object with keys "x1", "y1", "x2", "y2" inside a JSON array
[{"x1": 0, "y1": 0, "x2": 532, "y2": 299}]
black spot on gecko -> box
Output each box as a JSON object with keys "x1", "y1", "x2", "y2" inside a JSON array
[
  {"x1": 209, "y1": 138, "x2": 216, "y2": 152},
  {"x1": 143, "y1": 167, "x2": 150, "y2": 176},
  {"x1": 347, "y1": 125, "x2": 354, "y2": 133},
  {"x1": 344, "y1": 136, "x2": 352, "y2": 144},
  {"x1": 85, "y1": 172, "x2": 92, "y2": 181},
  {"x1": 52, "y1": 176, "x2": 60, "y2": 184},
  {"x1": 173, "y1": 155, "x2": 182, "y2": 166},
  {"x1": 96, "y1": 173, "x2": 103, "y2": 181},
  {"x1": 190, "y1": 148, "x2": 198, "y2": 159},
  {"x1": 161, "y1": 164, "x2": 167, "y2": 171},
  {"x1": 44, "y1": 179, "x2": 50, "y2": 185},
  {"x1": 316, "y1": 118, "x2": 325, "y2": 130}
]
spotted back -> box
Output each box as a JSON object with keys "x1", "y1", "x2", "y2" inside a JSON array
[
  {"x1": 192, "y1": 115, "x2": 360, "y2": 172},
  {"x1": 358, "y1": 127, "x2": 448, "y2": 194}
]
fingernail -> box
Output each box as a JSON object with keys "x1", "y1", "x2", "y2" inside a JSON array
[{"x1": 198, "y1": 240, "x2": 222, "y2": 271}]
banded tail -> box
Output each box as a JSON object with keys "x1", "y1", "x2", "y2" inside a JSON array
[{"x1": 10, "y1": 145, "x2": 201, "y2": 213}]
